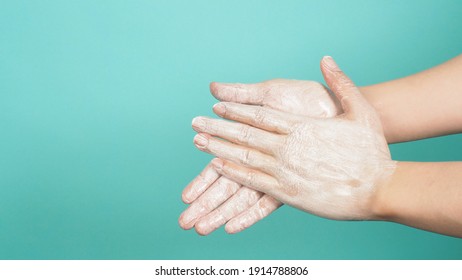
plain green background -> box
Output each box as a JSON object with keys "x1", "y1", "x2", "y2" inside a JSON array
[{"x1": 1, "y1": 0, "x2": 461, "y2": 259}]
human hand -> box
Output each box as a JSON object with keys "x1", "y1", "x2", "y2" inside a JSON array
[
  {"x1": 190, "y1": 56, "x2": 396, "y2": 221},
  {"x1": 179, "y1": 79, "x2": 342, "y2": 234}
]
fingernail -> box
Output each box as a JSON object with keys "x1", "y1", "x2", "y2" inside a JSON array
[
  {"x1": 194, "y1": 134, "x2": 208, "y2": 149},
  {"x1": 192, "y1": 117, "x2": 205, "y2": 130},
  {"x1": 323, "y1": 56, "x2": 339, "y2": 71},
  {"x1": 213, "y1": 103, "x2": 226, "y2": 116},
  {"x1": 211, "y1": 158, "x2": 223, "y2": 172}
]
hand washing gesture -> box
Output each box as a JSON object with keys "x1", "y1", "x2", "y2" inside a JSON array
[
  {"x1": 190, "y1": 57, "x2": 396, "y2": 224},
  {"x1": 180, "y1": 78, "x2": 341, "y2": 234}
]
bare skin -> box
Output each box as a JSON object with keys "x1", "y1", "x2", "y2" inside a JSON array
[
  {"x1": 181, "y1": 55, "x2": 462, "y2": 237},
  {"x1": 362, "y1": 54, "x2": 462, "y2": 143},
  {"x1": 376, "y1": 161, "x2": 462, "y2": 238}
]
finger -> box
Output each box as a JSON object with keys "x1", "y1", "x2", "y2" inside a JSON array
[
  {"x1": 181, "y1": 163, "x2": 219, "y2": 204},
  {"x1": 211, "y1": 158, "x2": 280, "y2": 196},
  {"x1": 192, "y1": 116, "x2": 283, "y2": 155},
  {"x1": 213, "y1": 102, "x2": 302, "y2": 134},
  {"x1": 194, "y1": 187, "x2": 263, "y2": 235},
  {"x1": 194, "y1": 133, "x2": 277, "y2": 175},
  {"x1": 178, "y1": 176, "x2": 240, "y2": 230},
  {"x1": 225, "y1": 195, "x2": 283, "y2": 234},
  {"x1": 210, "y1": 82, "x2": 266, "y2": 105},
  {"x1": 320, "y1": 56, "x2": 374, "y2": 125}
]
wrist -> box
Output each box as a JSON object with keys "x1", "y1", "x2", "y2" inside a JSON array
[
  {"x1": 360, "y1": 85, "x2": 397, "y2": 144},
  {"x1": 369, "y1": 161, "x2": 402, "y2": 221}
]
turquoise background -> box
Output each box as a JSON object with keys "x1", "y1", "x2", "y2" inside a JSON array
[{"x1": 1, "y1": 0, "x2": 461, "y2": 259}]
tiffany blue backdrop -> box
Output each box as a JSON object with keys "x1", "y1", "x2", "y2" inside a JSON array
[{"x1": 1, "y1": 0, "x2": 461, "y2": 259}]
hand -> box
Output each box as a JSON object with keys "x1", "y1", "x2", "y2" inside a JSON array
[
  {"x1": 190, "y1": 56, "x2": 396, "y2": 221},
  {"x1": 179, "y1": 79, "x2": 342, "y2": 235}
]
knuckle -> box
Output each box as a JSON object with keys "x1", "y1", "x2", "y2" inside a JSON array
[
  {"x1": 238, "y1": 125, "x2": 252, "y2": 144},
  {"x1": 231, "y1": 87, "x2": 240, "y2": 101},
  {"x1": 220, "y1": 103, "x2": 229, "y2": 119},
  {"x1": 209, "y1": 120, "x2": 221, "y2": 134},
  {"x1": 333, "y1": 73, "x2": 354, "y2": 92},
  {"x1": 220, "y1": 159, "x2": 228, "y2": 171},
  {"x1": 241, "y1": 149, "x2": 252, "y2": 165},
  {"x1": 245, "y1": 170, "x2": 257, "y2": 186},
  {"x1": 246, "y1": 188, "x2": 262, "y2": 202},
  {"x1": 259, "y1": 83, "x2": 272, "y2": 96},
  {"x1": 256, "y1": 199, "x2": 270, "y2": 216},
  {"x1": 254, "y1": 107, "x2": 267, "y2": 126},
  {"x1": 200, "y1": 118, "x2": 210, "y2": 132},
  {"x1": 200, "y1": 200, "x2": 213, "y2": 212},
  {"x1": 223, "y1": 178, "x2": 240, "y2": 196},
  {"x1": 197, "y1": 173, "x2": 207, "y2": 184},
  {"x1": 261, "y1": 85, "x2": 272, "y2": 96}
]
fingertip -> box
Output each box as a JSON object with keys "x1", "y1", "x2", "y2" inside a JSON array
[
  {"x1": 178, "y1": 212, "x2": 194, "y2": 230},
  {"x1": 212, "y1": 102, "x2": 226, "y2": 116},
  {"x1": 194, "y1": 220, "x2": 211, "y2": 236},
  {"x1": 210, "y1": 82, "x2": 218, "y2": 95},
  {"x1": 191, "y1": 116, "x2": 205, "y2": 131},
  {"x1": 224, "y1": 223, "x2": 238, "y2": 234},
  {"x1": 182, "y1": 179, "x2": 202, "y2": 204},
  {"x1": 181, "y1": 191, "x2": 192, "y2": 204},
  {"x1": 321, "y1": 55, "x2": 338, "y2": 71},
  {"x1": 210, "y1": 82, "x2": 229, "y2": 101},
  {"x1": 178, "y1": 218, "x2": 186, "y2": 230},
  {"x1": 193, "y1": 133, "x2": 209, "y2": 150},
  {"x1": 320, "y1": 55, "x2": 340, "y2": 84},
  {"x1": 181, "y1": 187, "x2": 197, "y2": 204}
]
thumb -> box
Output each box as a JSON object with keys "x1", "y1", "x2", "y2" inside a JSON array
[{"x1": 320, "y1": 56, "x2": 372, "y2": 123}]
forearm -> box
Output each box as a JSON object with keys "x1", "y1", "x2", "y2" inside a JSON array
[
  {"x1": 373, "y1": 161, "x2": 462, "y2": 238},
  {"x1": 361, "y1": 54, "x2": 462, "y2": 143}
]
